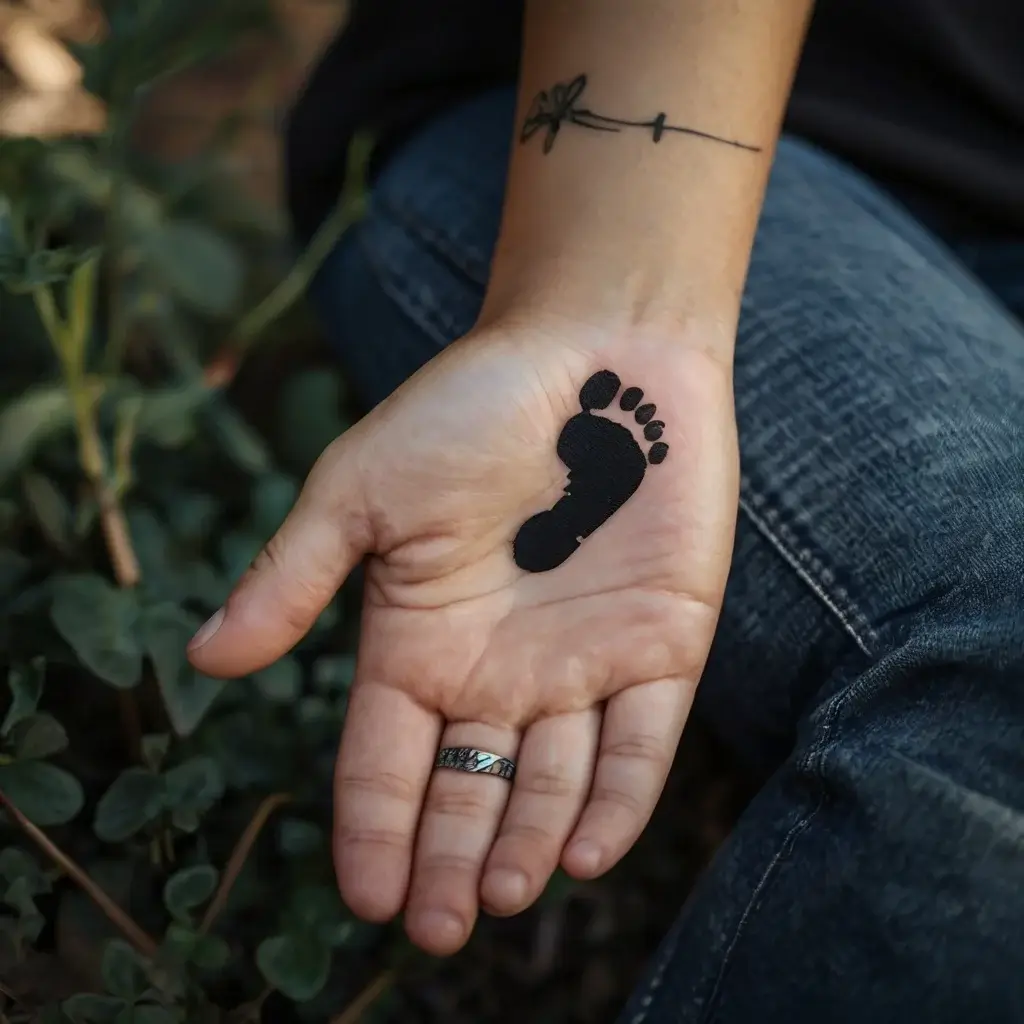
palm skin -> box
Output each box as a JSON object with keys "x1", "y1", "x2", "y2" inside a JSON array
[{"x1": 188, "y1": 324, "x2": 738, "y2": 955}]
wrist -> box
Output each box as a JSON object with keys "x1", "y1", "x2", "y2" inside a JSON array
[{"x1": 477, "y1": 257, "x2": 741, "y2": 367}]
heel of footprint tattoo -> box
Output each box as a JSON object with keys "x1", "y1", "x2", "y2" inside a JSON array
[{"x1": 513, "y1": 370, "x2": 669, "y2": 573}]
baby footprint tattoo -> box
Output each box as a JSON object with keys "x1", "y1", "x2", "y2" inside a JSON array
[{"x1": 513, "y1": 370, "x2": 669, "y2": 572}]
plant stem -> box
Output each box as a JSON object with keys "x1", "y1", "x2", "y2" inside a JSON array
[
  {"x1": 102, "y1": 94, "x2": 142, "y2": 376},
  {"x1": 34, "y1": 276, "x2": 144, "y2": 758},
  {"x1": 32, "y1": 284, "x2": 141, "y2": 588},
  {"x1": 204, "y1": 134, "x2": 371, "y2": 385},
  {"x1": 199, "y1": 792, "x2": 291, "y2": 935},
  {"x1": 331, "y1": 969, "x2": 397, "y2": 1024},
  {"x1": 0, "y1": 786, "x2": 159, "y2": 958}
]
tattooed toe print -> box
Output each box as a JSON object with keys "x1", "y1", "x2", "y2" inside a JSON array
[{"x1": 513, "y1": 370, "x2": 669, "y2": 573}]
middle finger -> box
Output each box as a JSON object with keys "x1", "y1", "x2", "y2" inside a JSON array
[{"x1": 404, "y1": 721, "x2": 519, "y2": 955}]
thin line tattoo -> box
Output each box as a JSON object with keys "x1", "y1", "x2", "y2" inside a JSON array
[{"x1": 520, "y1": 74, "x2": 762, "y2": 154}]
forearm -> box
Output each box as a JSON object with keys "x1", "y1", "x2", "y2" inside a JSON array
[{"x1": 480, "y1": 0, "x2": 813, "y2": 354}]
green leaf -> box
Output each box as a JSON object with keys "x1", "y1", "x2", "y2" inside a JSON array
[
  {"x1": 0, "y1": 760, "x2": 83, "y2": 825},
  {"x1": 277, "y1": 818, "x2": 324, "y2": 857},
  {"x1": 133, "y1": 383, "x2": 211, "y2": 449},
  {"x1": 0, "y1": 846, "x2": 49, "y2": 892},
  {"x1": 252, "y1": 657, "x2": 301, "y2": 703},
  {"x1": 163, "y1": 864, "x2": 217, "y2": 921},
  {"x1": 51, "y1": 575, "x2": 142, "y2": 689},
  {"x1": 94, "y1": 767, "x2": 164, "y2": 842},
  {"x1": 3, "y1": 875, "x2": 46, "y2": 943},
  {"x1": 129, "y1": 1006, "x2": 179, "y2": 1024},
  {"x1": 162, "y1": 921, "x2": 197, "y2": 961},
  {"x1": 256, "y1": 932, "x2": 331, "y2": 1002},
  {"x1": 312, "y1": 654, "x2": 357, "y2": 694},
  {"x1": 62, "y1": 993, "x2": 126, "y2": 1024},
  {"x1": 206, "y1": 402, "x2": 271, "y2": 475},
  {"x1": 102, "y1": 938, "x2": 148, "y2": 1001},
  {"x1": 124, "y1": 509, "x2": 172, "y2": 596},
  {"x1": 124, "y1": 512, "x2": 221, "y2": 607},
  {"x1": 139, "y1": 603, "x2": 225, "y2": 736},
  {"x1": 11, "y1": 712, "x2": 68, "y2": 759},
  {"x1": 145, "y1": 221, "x2": 243, "y2": 317},
  {"x1": 2, "y1": 658, "x2": 45, "y2": 734},
  {"x1": 277, "y1": 369, "x2": 348, "y2": 475},
  {"x1": 0, "y1": 385, "x2": 73, "y2": 486},
  {"x1": 251, "y1": 473, "x2": 297, "y2": 537},
  {"x1": 140, "y1": 733, "x2": 170, "y2": 772},
  {"x1": 22, "y1": 471, "x2": 73, "y2": 551},
  {"x1": 22, "y1": 471, "x2": 72, "y2": 543},
  {"x1": 163, "y1": 756, "x2": 224, "y2": 833},
  {"x1": 0, "y1": 548, "x2": 31, "y2": 601},
  {"x1": 218, "y1": 529, "x2": 261, "y2": 584},
  {"x1": 190, "y1": 933, "x2": 230, "y2": 972},
  {"x1": 0, "y1": 499, "x2": 19, "y2": 537},
  {"x1": 166, "y1": 492, "x2": 218, "y2": 544},
  {"x1": 283, "y1": 886, "x2": 345, "y2": 941}
]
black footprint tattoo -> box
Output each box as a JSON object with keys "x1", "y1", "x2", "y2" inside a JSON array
[{"x1": 513, "y1": 370, "x2": 669, "y2": 573}]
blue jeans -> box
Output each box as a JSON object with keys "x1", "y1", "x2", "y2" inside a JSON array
[{"x1": 307, "y1": 89, "x2": 1024, "y2": 1023}]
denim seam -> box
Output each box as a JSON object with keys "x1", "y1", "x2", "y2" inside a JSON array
[
  {"x1": 626, "y1": 914, "x2": 688, "y2": 1024},
  {"x1": 738, "y1": 482, "x2": 878, "y2": 657},
  {"x1": 696, "y1": 793, "x2": 826, "y2": 1024},
  {"x1": 358, "y1": 227, "x2": 477, "y2": 348},
  {"x1": 688, "y1": 478, "x2": 878, "y2": 1022},
  {"x1": 695, "y1": 652, "x2": 869, "y2": 1023},
  {"x1": 374, "y1": 192, "x2": 491, "y2": 289}
]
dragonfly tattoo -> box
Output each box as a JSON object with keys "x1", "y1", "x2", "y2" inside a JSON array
[{"x1": 520, "y1": 74, "x2": 762, "y2": 155}]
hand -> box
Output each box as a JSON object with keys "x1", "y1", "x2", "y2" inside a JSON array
[{"x1": 187, "y1": 320, "x2": 739, "y2": 955}]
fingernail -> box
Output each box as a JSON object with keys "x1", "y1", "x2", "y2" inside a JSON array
[
  {"x1": 188, "y1": 607, "x2": 224, "y2": 652},
  {"x1": 483, "y1": 869, "x2": 528, "y2": 908},
  {"x1": 567, "y1": 840, "x2": 602, "y2": 875},
  {"x1": 417, "y1": 910, "x2": 464, "y2": 946}
]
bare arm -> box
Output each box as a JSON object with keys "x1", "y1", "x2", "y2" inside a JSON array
[{"x1": 481, "y1": 0, "x2": 814, "y2": 356}]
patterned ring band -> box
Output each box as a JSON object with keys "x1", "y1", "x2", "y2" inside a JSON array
[{"x1": 435, "y1": 747, "x2": 517, "y2": 781}]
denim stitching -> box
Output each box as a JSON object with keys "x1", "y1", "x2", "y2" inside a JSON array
[
  {"x1": 359, "y1": 227, "x2": 479, "y2": 348},
  {"x1": 695, "y1": 631, "x2": 870, "y2": 1022},
  {"x1": 688, "y1": 479, "x2": 879, "y2": 1022},
  {"x1": 626, "y1": 916, "x2": 689, "y2": 1024},
  {"x1": 697, "y1": 794, "x2": 826, "y2": 1024},
  {"x1": 374, "y1": 191, "x2": 491, "y2": 287},
  {"x1": 739, "y1": 482, "x2": 879, "y2": 656}
]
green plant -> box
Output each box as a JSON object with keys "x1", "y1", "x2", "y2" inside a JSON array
[{"x1": 0, "y1": 2, "x2": 380, "y2": 1020}]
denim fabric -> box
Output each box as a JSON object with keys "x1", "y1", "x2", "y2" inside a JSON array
[{"x1": 307, "y1": 89, "x2": 1024, "y2": 1023}]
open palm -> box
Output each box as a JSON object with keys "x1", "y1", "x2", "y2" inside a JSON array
[{"x1": 188, "y1": 325, "x2": 738, "y2": 955}]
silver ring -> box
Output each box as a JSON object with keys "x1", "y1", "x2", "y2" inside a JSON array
[{"x1": 435, "y1": 747, "x2": 516, "y2": 781}]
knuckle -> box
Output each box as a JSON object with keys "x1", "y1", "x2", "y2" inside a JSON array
[
  {"x1": 334, "y1": 825, "x2": 410, "y2": 856},
  {"x1": 338, "y1": 770, "x2": 420, "y2": 807},
  {"x1": 518, "y1": 767, "x2": 579, "y2": 800},
  {"x1": 499, "y1": 820, "x2": 559, "y2": 849},
  {"x1": 250, "y1": 538, "x2": 323, "y2": 630},
  {"x1": 427, "y1": 787, "x2": 494, "y2": 821},
  {"x1": 602, "y1": 732, "x2": 670, "y2": 768},
  {"x1": 588, "y1": 784, "x2": 646, "y2": 822},
  {"x1": 417, "y1": 851, "x2": 481, "y2": 877}
]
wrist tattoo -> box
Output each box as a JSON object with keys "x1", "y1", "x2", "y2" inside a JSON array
[
  {"x1": 521, "y1": 74, "x2": 761, "y2": 155},
  {"x1": 513, "y1": 370, "x2": 668, "y2": 573}
]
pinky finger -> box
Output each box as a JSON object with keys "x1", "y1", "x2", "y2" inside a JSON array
[{"x1": 561, "y1": 677, "x2": 695, "y2": 879}]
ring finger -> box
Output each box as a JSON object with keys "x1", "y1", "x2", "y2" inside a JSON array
[
  {"x1": 481, "y1": 708, "x2": 601, "y2": 916},
  {"x1": 404, "y1": 721, "x2": 519, "y2": 955}
]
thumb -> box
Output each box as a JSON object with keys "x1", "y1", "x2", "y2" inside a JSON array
[{"x1": 186, "y1": 439, "x2": 371, "y2": 678}]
